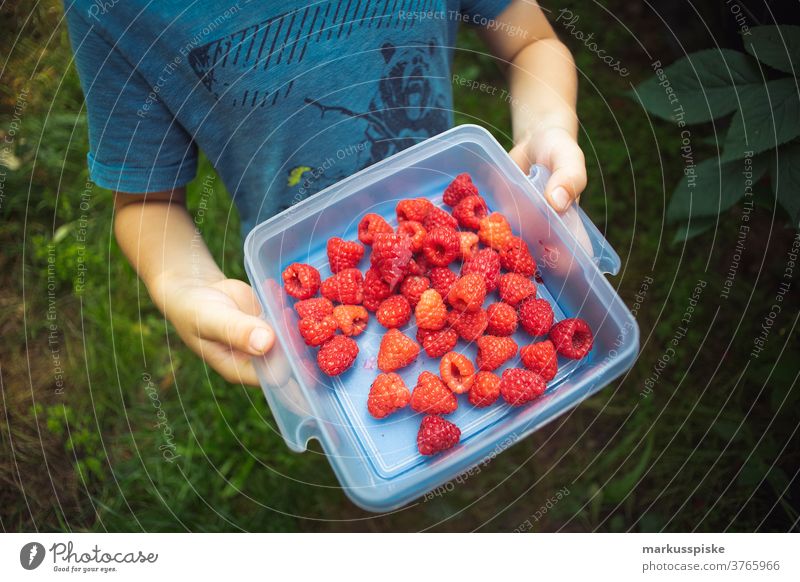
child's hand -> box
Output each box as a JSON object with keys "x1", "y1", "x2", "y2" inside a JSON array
[
  {"x1": 155, "y1": 275, "x2": 275, "y2": 386},
  {"x1": 509, "y1": 125, "x2": 587, "y2": 213}
]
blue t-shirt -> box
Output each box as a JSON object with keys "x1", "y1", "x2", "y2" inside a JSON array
[{"x1": 65, "y1": 0, "x2": 511, "y2": 234}]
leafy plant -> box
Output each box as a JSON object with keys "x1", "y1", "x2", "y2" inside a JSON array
[{"x1": 631, "y1": 25, "x2": 800, "y2": 240}]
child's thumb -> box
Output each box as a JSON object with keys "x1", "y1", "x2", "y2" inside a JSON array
[{"x1": 195, "y1": 306, "x2": 275, "y2": 356}]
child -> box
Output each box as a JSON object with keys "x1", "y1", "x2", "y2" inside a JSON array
[{"x1": 65, "y1": 0, "x2": 586, "y2": 385}]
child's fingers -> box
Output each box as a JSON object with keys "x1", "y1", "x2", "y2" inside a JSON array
[
  {"x1": 192, "y1": 304, "x2": 275, "y2": 357},
  {"x1": 543, "y1": 143, "x2": 587, "y2": 212},
  {"x1": 195, "y1": 338, "x2": 261, "y2": 386}
]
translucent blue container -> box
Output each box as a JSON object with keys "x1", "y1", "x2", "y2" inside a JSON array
[{"x1": 244, "y1": 125, "x2": 639, "y2": 512}]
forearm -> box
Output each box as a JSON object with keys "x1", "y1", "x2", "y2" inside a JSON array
[
  {"x1": 113, "y1": 190, "x2": 223, "y2": 308},
  {"x1": 507, "y1": 38, "x2": 578, "y2": 143}
]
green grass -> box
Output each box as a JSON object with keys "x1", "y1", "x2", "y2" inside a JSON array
[{"x1": 1, "y1": 1, "x2": 797, "y2": 532}]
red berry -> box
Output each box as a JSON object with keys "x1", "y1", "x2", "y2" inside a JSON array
[
  {"x1": 476, "y1": 335, "x2": 518, "y2": 371},
  {"x1": 317, "y1": 335, "x2": 359, "y2": 376},
  {"x1": 417, "y1": 415, "x2": 461, "y2": 456},
  {"x1": 518, "y1": 298, "x2": 554, "y2": 336},
  {"x1": 447, "y1": 309, "x2": 488, "y2": 342},
  {"x1": 439, "y1": 351, "x2": 475, "y2": 394},
  {"x1": 452, "y1": 194, "x2": 488, "y2": 230},
  {"x1": 396, "y1": 198, "x2": 433, "y2": 222},
  {"x1": 400, "y1": 275, "x2": 430, "y2": 308},
  {"x1": 371, "y1": 233, "x2": 414, "y2": 288},
  {"x1": 294, "y1": 297, "x2": 333, "y2": 320},
  {"x1": 332, "y1": 305, "x2": 369, "y2": 337},
  {"x1": 462, "y1": 248, "x2": 501, "y2": 292},
  {"x1": 376, "y1": 295, "x2": 412, "y2": 329},
  {"x1": 368, "y1": 373, "x2": 411, "y2": 419},
  {"x1": 424, "y1": 205, "x2": 459, "y2": 231},
  {"x1": 416, "y1": 328, "x2": 459, "y2": 358},
  {"x1": 422, "y1": 227, "x2": 460, "y2": 267},
  {"x1": 520, "y1": 340, "x2": 559, "y2": 381},
  {"x1": 406, "y1": 256, "x2": 430, "y2": 276},
  {"x1": 298, "y1": 315, "x2": 337, "y2": 346},
  {"x1": 429, "y1": 267, "x2": 458, "y2": 298},
  {"x1": 358, "y1": 213, "x2": 393, "y2": 245},
  {"x1": 499, "y1": 368, "x2": 546, "y2": 406},
  {"x1": 477, "y1": 213, "x2": 513, "y2": 250},
  {"x1": 549, "y1": 318, "x2": 594, "y2": 359},
  {"x1": 362, "y1": 267, "x2": 392, "y2": 311},
  {"x1": 459, "y1": 231, "x2": 479, "y2": 261},
  {"x1": 410, "y1": 371, "x2": 457, "y2": 415},
  {"x1": 320, "y1": 268, "x2": 364, "y2": 304},
  {"x1": 327, "y1": 237, "x2": 364, "y2": 273},
  {"x1": 442, "y1": 172, "x2": 479, "y2": 207},
  {"x1": 377, "y1": 328, "x2": 420, "y2": 372},
  {"x1": 396, "y1": 220, "x2": 427, "y2": 252},
  {"x1": 500, "y1": 236, "x2": 537, "y2": 276},
  {"x1": 415, "y1": 289, "x2": 448, "y2": 331},
  {"x1": 469, "y1": 371, "x2": 501, "y2": 407},
  {"x1": 282, "y1": 263, "x2": 321, "y2": 300},
  {"x1": 486, "y1": 302, "x2": 518, "y2": 336},
  {"x1": 447, "y1": 273, "x2": 486, "y2": 313},
  {"x1": 498, "y1": 273, "x2": 536, "y2": 306}
]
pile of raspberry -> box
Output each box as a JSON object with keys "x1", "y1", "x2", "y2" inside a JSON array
[{"x1": 282, "y1": 173, "x2": 594, "y2": 456}]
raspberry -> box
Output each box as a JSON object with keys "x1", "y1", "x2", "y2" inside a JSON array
[
  {"x1": 377, "y1": 328, "x2": 420, "y2": 372},
  {"x1": 358, "y1": 213, "x2": 393, "y2": 245},
  {"x1": 410, "y1": 371, "x2": 457, "y2": 415},
  {"x1": 415, "y1": 289, "x2": 448, "y2": 331},
  {"x1": 298, "y1": 315, "x2": 337, "y2": 346},
  {"x1": 424, "y1": 205, "x2": 459, "y2": 231},
  {"x1": 294, "y1": 297, "x2": 333, "y2": 320},
  {"x1": 459, "y1": 231, "x2": 479, "y2": 261},
  {"x1": 400, "y1": 275, "x2": 430, "y2": 308},
  {"x1": 371, "y1": 233, "x2": 413, "y2": 288},
  {"x1": 416, "y1": 328, "x2": 459, "y2": 358},
  {"x1": 417, "y1": 415, "x2": 461, "y2": 456},
  {"x1": 447, "y1": 309, "x2": 488, "y2": 342},
  {"x1": 396, "y1": 220, "x2": 427, "y2": 252},
  {"x1": 498, "y1": 273, "x2": 536, "y2": 306},
  {"x1": 429, "y1": 267, "x2": 458, "y2": 298},
  {"x1": 476, "y1": 335, "x2": 518, "y2": 371},
  {"x1": 362, "y1": 267, "x2": 392, "y2": 311},
  {"x1": 520, "y1": 340, "x2": 558, "y2": 381},
  {"x1": 486, "y1": 302, "x2": 518, "y2": 336},
  {"x1": 282, "y1": 263, "x2": 321, "y2": 299},
  {"x1": 367, "y1": 373, "x2": 411, "y2": 419},
  {"x1": 447, "y1": 273, "x2": 486, "y2": 313},
  {"x1": 406, "y1": 256, "x2": 429, "y2": 276},
  {"x1": 452, "y1": 194, "x2": 489, "y2": 230},
  {"x1": 477, "y1": 213, "x2": 513, "y2": 250},
  {"x1": 469, "y1": 371, "x2": 501, "y2": 407},
  {"x1": 462, "y1": 248, "x2": 501, "y2": 292},
  {"x1": 518, "y1": 298, "x2": 554, "y2": 336},
  {"x1": 332, "y1": 305, "x2": 369, "y2": 337},
  {"x1": 500, "y1": 237, "x2": 537, "y2": 276},
  {"x1": 442, "y1": 172, "x2": 479, "y2": 206},
  {"x1": 439, "y1": 351, "x2": 475, "y2": 394},
  {"x1": 317, "y1": 335, "x2": 359, "y2": 376},
  {"x1": 499, "y1": 368, "x2": 546, "y2": 406},
  {"x1": 396, "y1": 198, "x2": 433, "y2": 222},
  {"x1": 327, "y1": 237, "x2": 364, "y2": 273},
  {"x1": 320, "y1": 268, "x2": 364, "y2": 304},
  {"x1": 422, "y1": 227, "x2": 460, "y2": 267},
  {"x1": 549, "y1": 318, "x2": 594, "y2": 359},
  {"x1": 376, "y1": 295, "x2": 412, "y2": 329}
]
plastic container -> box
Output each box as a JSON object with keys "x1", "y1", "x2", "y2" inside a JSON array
[{"x1": 244, "y1": 124, "x2": 639, "y2": 512}]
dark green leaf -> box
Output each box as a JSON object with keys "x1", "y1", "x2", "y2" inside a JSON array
[
  {"x1": 603, "y1": 434, "x2": 654, "y2": 504},
  {"x1": 770, "y1": 141, "x2": 800, "y2": 226},
  {"x1": 723, "y1": 78, "x2": 800, "y2": 158},
  {"x1": 744, "y1": 25, "x2": 800, "y2": 74},
  {"x1": 668, "y1": 155, "x2": 769, "y2": 222},
  {"x1": 672, "y1": 217, "x2": 716, "y2": 243},
  {"x1": 631, "y1": 49, "x2": 762, "y2": 124}
]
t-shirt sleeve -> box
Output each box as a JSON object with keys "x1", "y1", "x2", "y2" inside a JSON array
[
  {"x1": 65, "y1": 7, "x2": 197, "y2": 193},
  {"x1": 460, "y1": 0, "x2": 514, "y2": 22}
]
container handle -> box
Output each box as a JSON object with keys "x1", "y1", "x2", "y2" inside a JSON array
[{"x1": 527, "y1": 164, "x2": 621, "y2": 276}]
